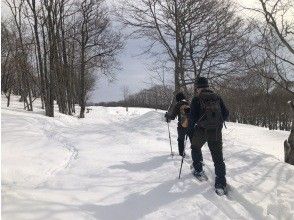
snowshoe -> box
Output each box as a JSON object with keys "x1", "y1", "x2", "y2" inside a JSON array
[
  {"x1": 192, "y1": 170, "x2": 208, "y2": 182},
  {"x1": 184, "y1": 154, "x2": 190, "y2": 159},
  {"x1": 190, "y1": 164, "x2": 194, "y2": 170},
  {"x1": 215, "y1": 186, "x2": 228, "y2": 196}
]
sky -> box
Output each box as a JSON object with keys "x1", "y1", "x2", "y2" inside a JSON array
[
  {"x1": 88, "y1": 37, "x2": 152, "y2": 103},
  {"x1": 89, "y1": 0, "x2": 261, "y2": 103},
  {"x1": 1, "y1": 0, "x2": 262, "y2": 103}
]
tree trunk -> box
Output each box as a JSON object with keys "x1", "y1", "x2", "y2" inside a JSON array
[
  {"x1": 29, "y1": 0, "x2": 45, "y2": 110},
  {"x1": 6, "y1": 89, "x2": 12, "y2": 107},
  {"x1": 285, "y1": 101, "x2": 294, "y2": 165},
  {"x1": 174, "y1": 0, "x2": 181, "y2": 94},
  {"x1": 79, "y1": 43, "x2": 86, "y2": 119},
  {"x1": 46, "y1": 1, "x2": 56, "y2": 117}
]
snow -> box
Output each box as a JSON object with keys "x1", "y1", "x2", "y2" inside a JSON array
[{"x1": 2, "y1": 96, "x2": 294, "y2": 220}]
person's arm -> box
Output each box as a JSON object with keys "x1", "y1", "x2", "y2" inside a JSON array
[
  {"x1": 169, "y1": 102, "x2": 180, "y2": 120},
  {"x1": 219, "y1": 97, "x2": 229, "y2": 121}
]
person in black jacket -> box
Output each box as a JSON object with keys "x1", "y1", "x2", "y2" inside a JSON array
[
  {"x1": 188, "y1": 77, "x2": 229, "y2": 192},
  {"x1": 165, "y1": 92, "x2": 195, "y2": 157}
]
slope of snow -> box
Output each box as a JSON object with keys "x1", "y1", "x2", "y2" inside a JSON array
[{"x1": 2, "y1": 96, "x2": 293, "y2": 220}]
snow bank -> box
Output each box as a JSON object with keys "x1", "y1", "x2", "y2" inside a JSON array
[
  {"x1": 2, "y1": 97, "x2": 77, "y2": 189},
  {"x1": 224, "y1": 122, "x2": 288, "y2": 161}
]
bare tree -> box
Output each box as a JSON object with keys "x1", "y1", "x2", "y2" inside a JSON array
[
  {"x1": 184, "y1": 0, "x2": 247, "y2": 94},
  {"x1": 1, "y1": 23, "x2": 15, "y2": 107},
  {"x1": 119, "y1": 0, "x2": 248, "y2": 97},
  {"x1": 244, "y1": 0, "x2": 294, "y2": 164},
  {"x1": 4, "y1": 0, "x2": 34, "y2": 111},
  {"x1": 2, "y1": 0, "x2": 123, "y2": 119},
  {"x1": 246, "y1": 0, "x2": 294, "y2": 95},
  {"x1": 73, "y1": 0, "x2": 123, "y2": 118},
  {"x1": 26, "y1": 0, "x2": 45, "y2": 109},
  {"x1": 118, "y1": 0, "x2": 193, "y2": 93},
  {"x1": 259, "y1": 0, "x2": 294, "y2": 54}
]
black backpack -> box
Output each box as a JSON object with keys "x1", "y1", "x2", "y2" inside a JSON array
[{"x1": 197, "y1": 91, "x2": 223, "y2": 130}]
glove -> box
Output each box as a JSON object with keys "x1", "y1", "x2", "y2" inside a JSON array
[
  {"x1": 164, "y1": 112, "x2": 171, "y2": 123},
  {"x1": 179, "y1": 150, "x2": 185, "y2": 157}
]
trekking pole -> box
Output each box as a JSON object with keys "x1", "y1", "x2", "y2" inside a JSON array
[
  {"x1": 178, "y1": 156, "x2": 184, "y2": 179},
  {"x1": 166, "y1": 92, "x2": 176, "y2": 157},
  {"x1": 178, "y1": 135, "x2": 188, "y2": 179},
  {"x1": 167, "y1": 122, "x2": 174, "y2": 157}
]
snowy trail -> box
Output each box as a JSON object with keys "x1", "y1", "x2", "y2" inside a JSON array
[{"x1": 2, "y1": 97, "x2": 294, "y2": 220}]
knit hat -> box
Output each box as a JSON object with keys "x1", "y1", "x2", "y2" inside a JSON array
[
  {"x1": 176, "y1": 92, "x2": 185, "y2": 102},
  {"x1": 196, "y1": 77, "x2": 209, "y2": 88}
]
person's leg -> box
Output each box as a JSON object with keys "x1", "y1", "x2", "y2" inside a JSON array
[
  {"x1": 191, "y1": 127, "x2": 205, "y2": 172},
  {"x1": 207, "y1": 130, "x2": 226, "y2": 187},
  {"x1": 177, "y1": 126, "x2": 186, "y2": 156}
]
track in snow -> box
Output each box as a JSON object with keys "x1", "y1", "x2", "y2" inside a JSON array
[{"x1": 2, "y1": 99, "x2": 294, "y2": 220}]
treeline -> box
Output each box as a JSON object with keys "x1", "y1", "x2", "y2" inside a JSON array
[
  {"x1": 216, "y1": 74, "x2": 293, "y2": 131},
  {"x1": 1, "y1": 0, "x2": 123, "y2": 118},
  {"x1": 95, "y1": 85, "x2": 173, "y2": 110},
  {"x1": 124, "y1": 85, "x2": 173, "y2": 110},
  {"x1": 97, "y1": 79, "x2": 292, "y2": 131}
]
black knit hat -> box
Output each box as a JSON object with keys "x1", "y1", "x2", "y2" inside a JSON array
[
  {"x1": 196, "y1": 77, "x2": 209, "y2": 88},
  {"x1": 176, "y1": 92, "x2": 185, "y2": 102}
]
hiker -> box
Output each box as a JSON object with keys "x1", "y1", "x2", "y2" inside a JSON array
[
  {"x1": 188, "y1": 77, "x2": 229, "y2": 194},
  {"x1": 165, "y1": 92, "x2": 191, "y2": 157}
]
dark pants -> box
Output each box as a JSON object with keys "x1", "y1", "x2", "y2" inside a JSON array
[
  {"x1": 177, "y1": 126, "x2": 203, "y2": 160},
  {"x1": 177, "y1": 125, "x2": 199, "y2": 155},
  {"x1": 191, "y1": 126, "x2": 226, "y2": 187},
  {"x1": 177, "y1": 126, "x2": 188, "y2": 156}
]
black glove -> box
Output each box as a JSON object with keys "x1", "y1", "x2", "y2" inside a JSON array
[
  {"x1": 164, "y1": 112, "x2": 171, "y2": 123},
  {"x1": 179, "y1": 150, "x2": 185, "y2": 157}
]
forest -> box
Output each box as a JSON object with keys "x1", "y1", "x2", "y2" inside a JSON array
[
  {"x1": 2, "y1": 0, "x2": 123, "y2": 118},
  {"x1": 2, "y1": 0, "x2": 293, "y2": 128}
]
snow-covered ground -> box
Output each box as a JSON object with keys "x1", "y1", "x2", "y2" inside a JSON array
[{"x1": 2, "y1": 96, "x2": 294, "y2": 220}]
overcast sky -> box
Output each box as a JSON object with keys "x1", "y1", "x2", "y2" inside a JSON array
[
  {"x1": 89, "y1": 0, "x2": 261, "y2": 103},
  {"x1": 88, "y1": 37, "x2": 151, "y2": 103},
  {"x1": 1, "y1": 0, "x2": 261, "y2": 103}
]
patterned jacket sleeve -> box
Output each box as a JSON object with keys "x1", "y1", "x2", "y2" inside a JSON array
[{"x1": 169, "y1": 102, "x2": 180, "y2": 120}]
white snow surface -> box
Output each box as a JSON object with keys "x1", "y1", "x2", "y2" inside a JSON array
[{"x1": 2, "y1": 96, "x2": 294, "y2": 220}]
